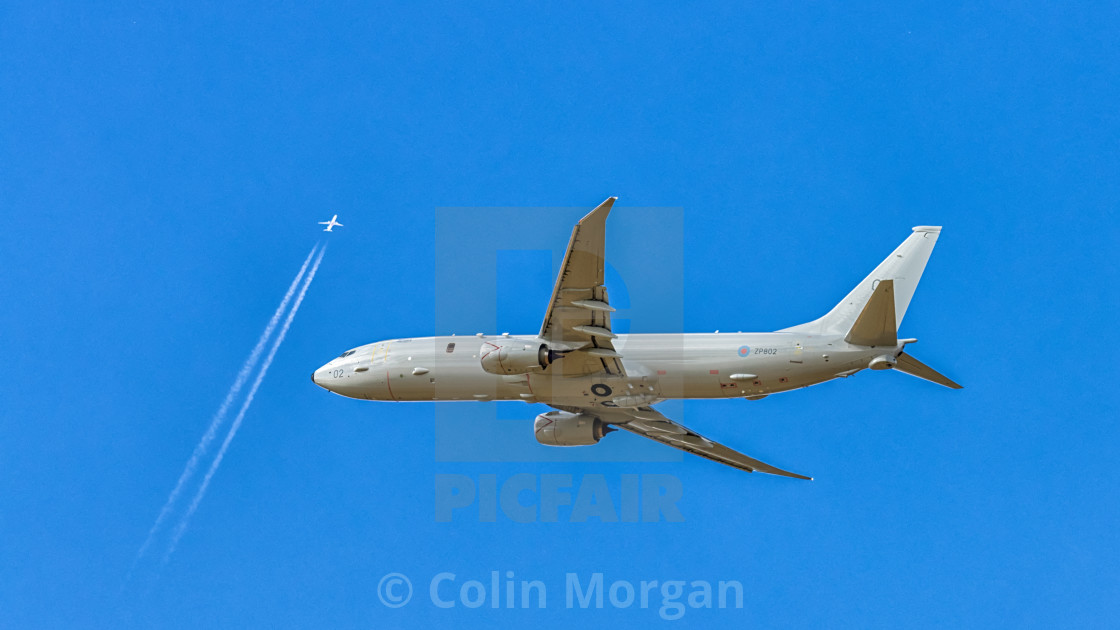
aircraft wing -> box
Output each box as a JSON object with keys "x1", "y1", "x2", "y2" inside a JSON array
[
  {"x1": 599, "y1": 406, "x2": 812, "y2": 479},
  {"x1": 539, "y1": 197, "x2": 626, "y2": 377}
]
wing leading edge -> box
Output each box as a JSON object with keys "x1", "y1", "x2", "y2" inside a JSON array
[{"x1": 596, "y1": 406, "x2": 812, "y2": 480}]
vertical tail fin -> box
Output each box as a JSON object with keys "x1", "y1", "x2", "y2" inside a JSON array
[{"x1": 782, "y1": 227, "x2": 942, "y2": 336}]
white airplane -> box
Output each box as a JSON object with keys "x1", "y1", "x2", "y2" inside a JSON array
[
  {"x1": 318, "y1": 214, "x2": 343, "y2": 232},
  {"x1": 312, "y1": 198, "x2": 960, "y2": 479}
]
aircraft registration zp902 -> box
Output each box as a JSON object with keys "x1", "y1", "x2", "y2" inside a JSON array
[{"x1": 312, "y1": 197, "x2": 961, "y2": 479}]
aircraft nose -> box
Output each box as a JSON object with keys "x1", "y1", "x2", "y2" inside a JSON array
[{"x1": 311, "y1": 365, "x2": 328, "y2": 390}]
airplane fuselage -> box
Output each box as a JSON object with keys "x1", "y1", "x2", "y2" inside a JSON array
[{"x1": 312, "y1": 332, "x2": 899, "y2": 407}]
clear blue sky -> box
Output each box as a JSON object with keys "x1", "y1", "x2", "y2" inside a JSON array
[{"x1": 3, "y1": 2, "x2": 1118, "y2": 627}]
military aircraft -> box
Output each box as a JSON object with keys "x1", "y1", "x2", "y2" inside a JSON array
[
  {"x1": 318, "y1": 214, "x2": 343, "y2": 232},
  {"x1": 312, "y1": 197, "x2": 960, "y2": 479}
]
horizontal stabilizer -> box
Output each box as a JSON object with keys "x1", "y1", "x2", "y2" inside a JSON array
[
  {"x1": 895, "y1": 352, "x2": 962, "y2": 389},
  {"x1": 845, "y1": 279, "x2": 898, "y2": 347}
]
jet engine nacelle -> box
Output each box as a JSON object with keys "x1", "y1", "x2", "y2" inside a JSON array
[
  {"x1": 533, "y1": 411, "x2": 613, "y2": 446},
  {"x1": 479, "y1": 340, "x2": 552, "y2": 375}
]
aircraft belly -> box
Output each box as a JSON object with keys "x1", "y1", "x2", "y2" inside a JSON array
[{"x1": 526, "y1": 373, "x2": 662, "y2": 408}]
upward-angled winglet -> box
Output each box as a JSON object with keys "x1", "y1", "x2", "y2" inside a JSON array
[{"x1": 582, "y1": 196, "x2": 617, "y2": 224}]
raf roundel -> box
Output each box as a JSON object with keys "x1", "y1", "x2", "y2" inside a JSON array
[{"x1": 738, "y1": 345, "x2": 751, "y2": 357}]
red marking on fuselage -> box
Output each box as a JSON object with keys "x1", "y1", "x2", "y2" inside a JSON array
[{"x1": 385, "y1": 370, "x2": 397, "y2": 401}]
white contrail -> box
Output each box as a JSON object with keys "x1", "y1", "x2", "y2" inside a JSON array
[
  {"x1": 130, "y1": 244, "x2": 319, "y2": 572},
  {"x1": 162, "y1": 244, "x2": 327, "y2": 566}
]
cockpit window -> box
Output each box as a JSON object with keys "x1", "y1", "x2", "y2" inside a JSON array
[
  {"x1": 446, "y1": 343, "x2": 456, "y2": 353},
  {"x1": 338, "y1": 350, "x2": 357, "y2": 358}
]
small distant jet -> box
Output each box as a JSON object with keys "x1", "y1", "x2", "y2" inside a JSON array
[{"x1": 318, "y1": 215, "x2": 343, "y2": 232}]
